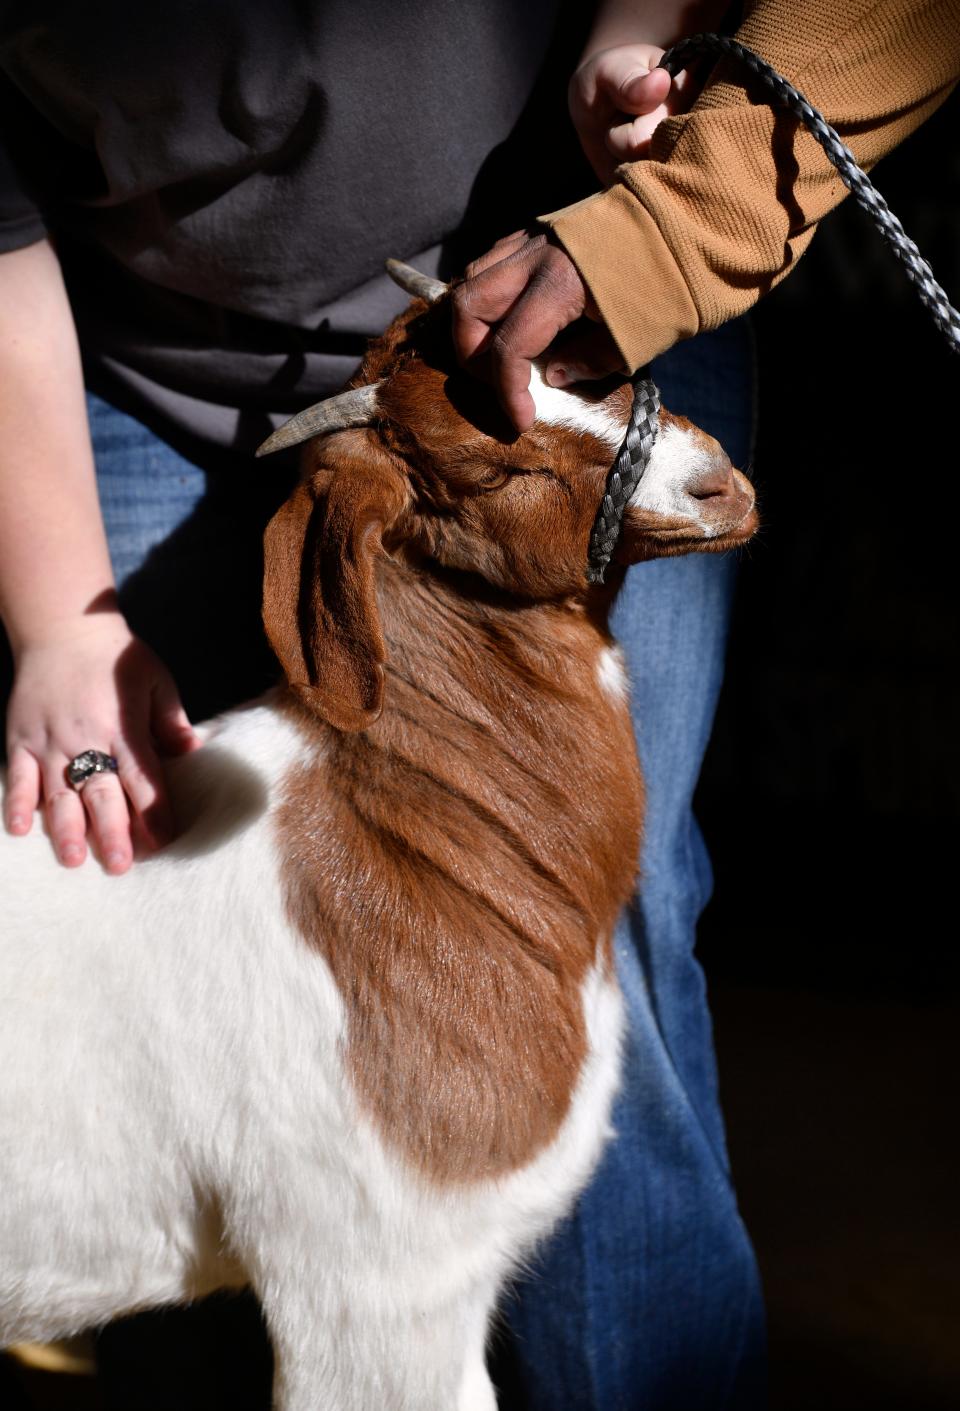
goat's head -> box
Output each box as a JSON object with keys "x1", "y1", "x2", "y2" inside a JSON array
[{"x1": 262, "y1": 263, "x2": 757, "y2": 730}]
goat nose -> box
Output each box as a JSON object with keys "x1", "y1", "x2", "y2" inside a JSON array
[{"x1": 689, "y1": 439, "x2": 735, "y2": 500}]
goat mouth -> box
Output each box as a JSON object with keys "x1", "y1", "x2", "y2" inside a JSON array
[
  {"x1": 670, "y1": 504, "x2": 760, "y2": 548},
  {"x1": 684, "y1": 502, "x2": 757, "y2": 536},
  {"x1": 622, "y1": 502, "x2": 758, "y2": 560},
  {"x1": 704, "y1": 505, "x2": 760, "y2": 547}
]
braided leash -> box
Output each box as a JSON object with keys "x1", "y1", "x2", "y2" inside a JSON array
[
  {"x1": 585, "y1": 34, "x2": 960, "y2": 583},
  {"x1": 662, "y1": 35, "x2": 960, "y2": 353}
]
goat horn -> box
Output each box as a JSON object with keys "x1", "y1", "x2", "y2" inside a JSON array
[
  {"x1": 385, "y1": 259, "x2": 448, "y2": 304},
  {"x1": 255, "y1": 382, "x2": 383, "y2": 457}
]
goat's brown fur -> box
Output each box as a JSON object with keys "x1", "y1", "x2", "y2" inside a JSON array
[
  {"x1": 264, "y1": 298, "x2": 753, "y2": 1184},
  {"x1": 276, "y1": 559, "x2": 640, "y2": 1183}
]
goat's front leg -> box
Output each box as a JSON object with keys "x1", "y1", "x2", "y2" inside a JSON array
[
  {"x1": 253, "y1": 1255, "x2": 498, "y2": 1411},
  {"x1": 454, "y1": 1285, "x2": 499, "y2": 1411}
]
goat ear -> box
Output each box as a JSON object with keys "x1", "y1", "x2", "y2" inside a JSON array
[{"x1": 262, "y1": 431, "x2": 408, "y2": 732}]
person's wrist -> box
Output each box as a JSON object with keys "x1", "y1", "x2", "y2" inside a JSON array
[
  {"x1": 577, "y1": 38, "x2": 664, "y2": 71},
  {"x1": 7, "y1": 605, "x2": 129, "y2": 661}
]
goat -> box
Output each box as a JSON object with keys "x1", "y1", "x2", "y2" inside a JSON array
[{"x1": 0, "y1": 265, "x2": 757, "y2": 1411}]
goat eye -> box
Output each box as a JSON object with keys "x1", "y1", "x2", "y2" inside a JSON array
[
  {"x1": 534, "y1": 466, "x2": 565, "y2": 486},
  {"x1": 477, "y1": 468, "x2": 509, "y2": 492}
]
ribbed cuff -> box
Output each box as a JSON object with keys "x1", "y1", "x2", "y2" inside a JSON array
[{"x1": 539, "y1": 184, "x2": 700, "y2": 374}]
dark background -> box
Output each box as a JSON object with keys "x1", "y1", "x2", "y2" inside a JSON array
[{"x1": 696, "y1": 88, "x2": 960, "y2": 1410}]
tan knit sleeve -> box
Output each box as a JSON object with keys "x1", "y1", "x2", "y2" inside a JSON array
[{"x1": 541, "y1": 0, "x2": 960, "y2": 372}]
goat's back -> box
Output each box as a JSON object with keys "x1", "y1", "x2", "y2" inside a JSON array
[{"x1": 0, "y1": 694, "x2": 623, "y2": 1350}]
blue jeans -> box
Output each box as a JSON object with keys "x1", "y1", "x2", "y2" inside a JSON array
[
  {"x1": 84, "y1": 326, "x2": 764, "y2": 1409},
  {"x1": 89, "y1": 405, "x2": 298, "y2": 723},
  {"x1": 496, "y1": 324, "x2": 766, "y2": 1410}
]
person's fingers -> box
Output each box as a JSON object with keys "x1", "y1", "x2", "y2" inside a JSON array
[
  {"x1": 569, "y1": 74, "x2": 622, "y2": 181},
  {"x1": 605, "y1": 112, "x2": 668, "y2": 162},
  {"x1": 115, "y1": 736, "x2": 174, "y2": 850},
  {"x1": 544, "y1": 323, "x2": 625, "y2": 388},
  {"x1": 81, "y1": 770, "x2": 134, "y2": 874},
  {"x1": 488, "y1": 263, "x2": 588, "y2": 429},
  {"x1": 463, "y1": 230, "x2": 530, "y2": 281},
  {"x1": 570, "y1": 48, "x2": 679, "y2": 181},
  {"x1": 150, "y1": 674, "x2": 198, "y2": 758},
  {"x1": 41, "y1": 763, "x2": 88, "y2": 868},
  {"x1": 451, "y1": 247, "x2": 535, "y2": 367},
  {"x1": 453, "y1": 236, "x2": 589, "y2": 425},
  {"x1": 4, "y1": 744, "x2": 39, "y2": 835}
]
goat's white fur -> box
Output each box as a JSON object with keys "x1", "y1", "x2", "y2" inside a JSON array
[
  {"x1": 0, "y1": 699, "x2": 622, "y2": 1410},
  {"x1": 0, "y1": 378, "x2": 736, "y2": 1406},
  {"x1": 528, "y1": 362, "x2": 625, "y2": 451},
  {"x1": 529, "y1": 366, "x2": 720, "y2": 536},
  {"x1": 628, "y1": 422, "x2": 722, "y2": 533},
  {"x1": 596, "y1": 645, "x2": 629, "y2": 703}
]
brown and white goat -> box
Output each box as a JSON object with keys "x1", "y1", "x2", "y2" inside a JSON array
[{"x1": 0, "y1": 271, "x2": 756, "y2": 1411}]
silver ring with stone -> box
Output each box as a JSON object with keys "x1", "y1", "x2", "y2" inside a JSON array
[{"x1": 66, "y1": 750, "x2": 120, "y2": 792}]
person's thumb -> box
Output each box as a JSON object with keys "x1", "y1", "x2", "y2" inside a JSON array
[
  {"x1": 544, "y1": 323, "x2": 624, "y2": 387},
  {"x1": 597, "y1": 59, "x2": 670, "y2": 116}
]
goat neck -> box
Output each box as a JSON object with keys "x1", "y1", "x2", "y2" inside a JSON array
[{"x1": 274, "y1": 547, "x2": 641, "y2": 1187}]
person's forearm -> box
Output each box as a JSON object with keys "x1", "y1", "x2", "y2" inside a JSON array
[
  {"x1": 0, "y1": 238, "x2": 193, "y2": 872},
  {"x1": 545, "y1": 0, "x2": 960, "y2": 373},
  {"x1": 452, "y1": 0, "x2": 729, "y2": 423},
  {"x1": 582, "y1": 0, "x2": 729, "y2": 57},
  {"x1": 0, "y1": 239, "x2": 116, "y2": 656}
]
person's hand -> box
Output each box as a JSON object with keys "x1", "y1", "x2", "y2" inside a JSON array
[
  {"x1": 451, "y1": 231, "x2": 624, "y2": 432},
  {"x1": 450, "y1": 44, "x2": 704, "y2": 432},
  {"x1": 3, "y1": 612, "x2": 197, "y2": 873},
  {"x1": 570, "y1": 44, "x2": 697, "y2": 186}
]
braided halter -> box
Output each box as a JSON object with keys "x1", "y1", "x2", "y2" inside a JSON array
[{"x1": 586, "y1": 375, "x2": 660, "y2": 584}]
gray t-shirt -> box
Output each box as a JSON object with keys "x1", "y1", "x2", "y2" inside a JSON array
[{"x1": 0, "y1": 1, "x2": 593, "y2": 452}]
